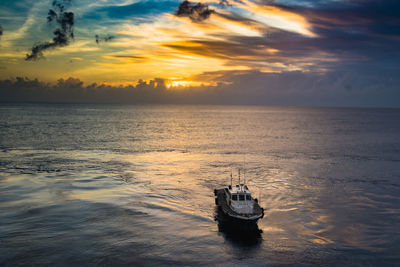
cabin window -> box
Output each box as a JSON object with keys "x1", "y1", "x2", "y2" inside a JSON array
[
  {"x1": 232, "y1": 194, "x2": 238, "y2": 201},
  {"x1": 239, "y1": 194, "x2": 245, "y2": 201},
  {"x1": 246, "y1": 195, "x2": 251, "y2": 200}
]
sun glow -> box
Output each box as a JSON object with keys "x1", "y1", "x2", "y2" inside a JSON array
[{"x1": 167, "y1": 80, "x2": 204, "y2": 88}]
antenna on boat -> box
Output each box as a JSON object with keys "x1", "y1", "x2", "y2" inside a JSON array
[
  {"x1": 243, "y1": 154, "x2": 246, "y2": 185},
  {"x1": 230, "y1": 170, "x2": 233, "y2": 188},
  {"x1": 238, "y1": 168, "x2": 241, "y2": 185}
]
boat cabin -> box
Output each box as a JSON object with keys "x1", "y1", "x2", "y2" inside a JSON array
[{"x1": 226, "y1": 184, "x2": 252, "y2": 202}]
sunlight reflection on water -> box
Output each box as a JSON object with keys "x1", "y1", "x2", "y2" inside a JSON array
[{"x1": 1, "y1": 104, "x2": 400, "y2": 265}]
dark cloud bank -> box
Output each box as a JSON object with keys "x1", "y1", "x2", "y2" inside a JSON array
[
  {"x1": 175, "y1": 0, "x2": 215, "y2": 22},
  {"x1": 1, "y1": 69, "x2": 399, "y2": 107},
  {"x1": 175, "y1": 0, "x2": 231, "y2": 22}
]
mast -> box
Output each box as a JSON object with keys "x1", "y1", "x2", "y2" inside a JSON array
[
  {"x1": 243, "y1": 154, "x2": 246, "y2": 185},
  {"x1": 238, "y1": 168, "x2": 241, "y2": 185},
  {"x1": 243, "y1": 165, "x2": 246, "y2": 185}
]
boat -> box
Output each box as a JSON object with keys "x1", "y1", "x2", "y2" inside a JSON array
[{"x1": 214, "y1": 170, "x2": 264, "y2": 225}]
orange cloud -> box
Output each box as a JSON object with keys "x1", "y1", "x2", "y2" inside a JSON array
[{"x1": 237, "y1": 0, "x2": 317, "y2": 37}]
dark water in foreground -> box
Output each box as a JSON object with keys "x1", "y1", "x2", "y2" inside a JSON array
[{"x1": 0, "y1": 104, "x2": 400, "y2": 266}]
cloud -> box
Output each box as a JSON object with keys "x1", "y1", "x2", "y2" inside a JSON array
[
  {"x1": 25, "y1": 0, "x2": 74, "y2": 61},
  {"x1": 219, "y1": 0, "x2": 232, "y2": 8},
  {"x1": 271, "y1": 0, "x2": 400, "y2": 59},
  {"x1": 95, "y1": 34, "x2": 115, "y2": 44},
  {"x1": 1, "y1": 66, "x2": 399, "y2": 107},
  {"x1": 165, "y1": 0, "x2": 400, "y2": 73},
  {"x1": 175, "y1": 0, "x2": 215, "y2": 22},
  {"x1": 107, "y1": 55, "x2": 147, "y2": 60},
  {"x1": 0, "y1": 76, "x2": 168, "y2": 104}
]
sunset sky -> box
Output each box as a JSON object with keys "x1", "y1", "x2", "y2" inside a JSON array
[{"x1": 1, "y1": 0, "x2": 399, "y2": 107}]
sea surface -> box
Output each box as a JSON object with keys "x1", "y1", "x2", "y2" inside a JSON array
[{"x1": 0, "y1": 103, "x2": 399, "y2": 266}]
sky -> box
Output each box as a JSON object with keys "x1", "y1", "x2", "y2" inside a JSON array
[{"x1": 0, "y1": 0, "x2": 399, "y2": 107}]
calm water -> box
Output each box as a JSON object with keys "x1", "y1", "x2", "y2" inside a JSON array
[{"x1": 0, "y1": 104, "x2": 399, "y2": 266}]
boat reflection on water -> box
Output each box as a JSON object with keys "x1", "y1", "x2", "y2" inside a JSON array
[{"x1": 214, "y1": 207, "x2": 262, "y2": 246}]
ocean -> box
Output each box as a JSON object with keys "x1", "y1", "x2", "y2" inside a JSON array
[{"x1": 0, "y1": 103, "x2": 399, "y2": 266}]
